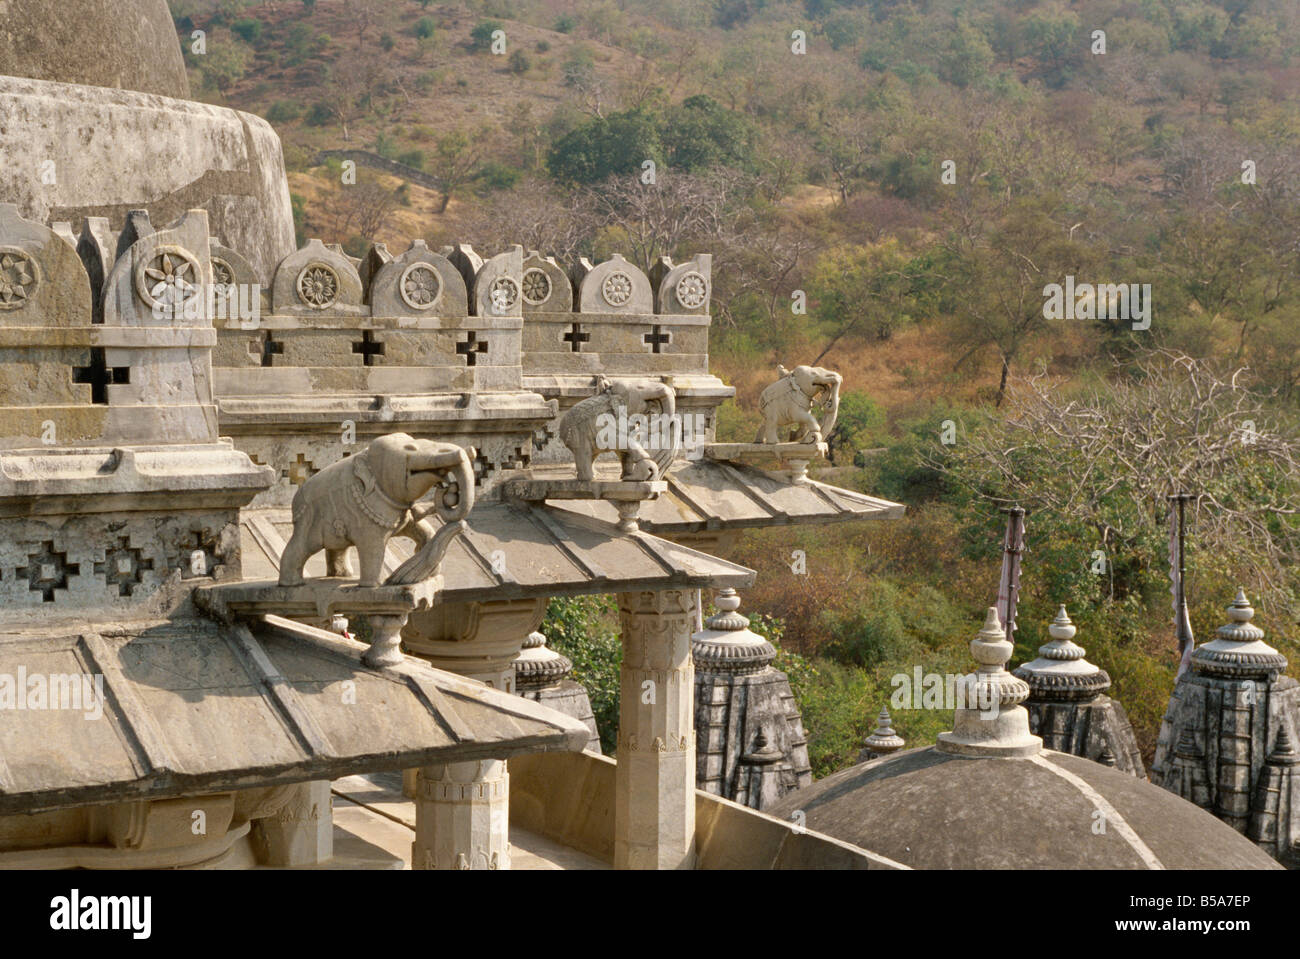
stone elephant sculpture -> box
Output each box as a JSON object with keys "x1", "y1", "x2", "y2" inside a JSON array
[
  {"x1": 559, "y1": 376, "x2": 679, "y2": 482},
  {"x1": 278, "y1": 433, "x2": 475, "y2": 587},
  {"x1": 755, "y1": 365, "x2": 841, "y2": 444}
]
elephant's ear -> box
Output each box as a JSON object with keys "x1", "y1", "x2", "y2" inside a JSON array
[{"x1": 353, "y1": 455, "x2": 378, "y2": 498}]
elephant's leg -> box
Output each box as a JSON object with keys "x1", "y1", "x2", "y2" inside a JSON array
[
  {"x1": 796, "y1": 409, "x2": 822, "y2": 443},
  {"x1": 762, "y1": 417, "x2": 781, "y2": 444},
  {"x1": 355, "y1": 533, "x2": 388, "y2": 587},
  {"x1": 325, "y1": 548, "x2": 354, "y2": 578},
  {"x1": 278, "y1": 530, "x2": 317, "y2": 587},
  {"x1": 574, "y1": 447, "x2": 596, "y2": 482}
]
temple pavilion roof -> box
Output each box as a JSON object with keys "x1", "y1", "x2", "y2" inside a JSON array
[{"x1": 0, "y1": 613, "x2": 589, "y2": 816}]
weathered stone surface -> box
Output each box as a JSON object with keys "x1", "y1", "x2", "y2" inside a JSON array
[
  {"x1": 1151, "y1": 591, "x2": 1300, "y2": 867},
  {"x1": 0, "y1": 77, "x2": 293, "y2": 283},
  {"x1": 0, "y1": 0, "x2": 189, "y2": 97},
  {"x1": 766, "y1": 747, "x2": 1281, "y2": 870},
  {"x1": 1015, "y1": 605, "x2": 1145, "y2": 777},
  {"x1": 693, "y1": 589, "x2": 810, "y2": 810}
]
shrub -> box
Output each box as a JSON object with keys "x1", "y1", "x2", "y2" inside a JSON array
[
  {"x1": 554, "y1": 14, "x2": 576, "y2": 33},
  {"x1": 266, "y1": 99, "x2": 303, "y2": 124},
  {"x1": 536, "y1": 39, "x2": 550, "y2": 53},
  {"x1": 379, "y1": 33, "x2": 395, "y2": 52},
  {"x1": 397, "y1": 149, "x2": 425, "y2": 170},
  {"x1": 470, "y1": 20, "x2": 503, "y2": 52},
  {"x1": 475, "y1": 161, "x2": 520, "y2": 191},
  {"x1": 305, "y1": 102, "x2": 333, "y2": 126},
  {"x1": 542, "y1": 596, "x2": 622, "y2": 754},
  {"x1": 414, "y1": 17, "x2": 436, "y2": 40},
  {"x1": 231, "y1": 18, "x2": 264, "y2": 43}
]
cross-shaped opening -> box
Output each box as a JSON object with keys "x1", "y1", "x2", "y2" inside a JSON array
[
  {"x1": 182, "y1": 529, "x2": 218, "y2": 579},
  {"x1": 259, "y1": 330, "x2": 285, "y2": 368},
  {"x1": 563, "y1": 322, "x2": 591, "y2": 353},
  {"x1": 93, "y1": 536, "x2": 154, "y2": 597},
  {"x1": 72, "y1": 348, "x2": 130, "y2": 404},
  {"x1": 286, "y1": 452, "x2": 317, "y2": 486},
  {"x1": 352, "y1": 330, "x2": 385, "y2": 366},
  {"x1": 643, "y1": 325, "x2": 671, "y2": 354},
  {"x1": 457, "y1": 331, "x2": 489, "y2": 366},
  {"x1": 16, "y1": 541, "x2": 79, "y2": 602}
]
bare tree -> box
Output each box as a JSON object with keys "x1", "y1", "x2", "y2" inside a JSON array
[
  {"x1": 334, "y1": 181, "x2": 400, "y2": 241},
  {"x1": 927, "y1": 350, "x2": 1300, "y2": 614}
]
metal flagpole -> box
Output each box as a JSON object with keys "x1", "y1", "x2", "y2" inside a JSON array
[
  {"x1": 997, "y1": 505, "x2": 1026, "y2": 643},
  {"x1": 1169, "y1": 491, "x2": 1196, "y2": 679}
]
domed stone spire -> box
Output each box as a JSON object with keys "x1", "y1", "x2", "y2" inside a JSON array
[
  {"x1": 691, "y1": 588, "x2": 775, "y2": 673},
  {"x1": 858, "y1": 706, "x2": 905, "y2": 762},
  {"x1": 513, "y1": 630, "x2": 574, "y2": 690},
  {"x1": 692, "y1": 589, "x2": 811, "y2": 809},
  {"x1": 1191, "y1": 588, "x2": 1288, "y2": 678},
  {"x1": 1014, "y1": 605, "x2": 1110, "y2": 700},
  {"x1": 936, "y1": 607, "x2": 1041, "y2": 757}
]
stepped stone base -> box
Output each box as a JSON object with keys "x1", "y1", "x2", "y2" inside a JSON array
[{"x1": 519, "y1": 679, "x2": 602, "y2": 754}]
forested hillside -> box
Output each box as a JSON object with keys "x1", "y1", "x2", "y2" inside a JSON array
[{"x1": 169, "y1": 0, "x2": 1300, "y2": 772}]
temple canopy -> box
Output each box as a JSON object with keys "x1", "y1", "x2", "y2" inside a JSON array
[{"x1": 0, "y1": 615, "x2": 588, "y2": 816}]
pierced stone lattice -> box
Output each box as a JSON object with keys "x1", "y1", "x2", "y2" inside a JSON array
[
  {"x1": 16, "y1": 541, "x2": 79, "y2": 603},
  {"x1": 93, "y1": 537, "x2": 154, "y2": 597}
]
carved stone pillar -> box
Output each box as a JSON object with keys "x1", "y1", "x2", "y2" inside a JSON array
[
  {"x1": 249, "y1": 780, "x2": 333, "y2": 866},
  {"x1": 411, "y1": 760, "x2": 510, "y2": 870},
  {"x1": 614, "y1": 588, "x2": 697, "y2": 870},
  {"x1": 403, "y1": 598, "x2": 546, "y2": 870}
]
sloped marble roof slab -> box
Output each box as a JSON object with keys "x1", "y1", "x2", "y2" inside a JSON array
[
  {"x1": 537, "y1": 459, "x2": 905, "y2": 534},
  {"x1": 0, "y1": 615, "x2": 589, "y2": 815},
  {"x1": 239, "y1": 502, "x2": 756, "y2": 602}
]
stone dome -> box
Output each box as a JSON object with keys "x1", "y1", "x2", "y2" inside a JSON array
[
  {"x1": 768, "y1": 605, "x2": 1282, "y2": 870},
  {"x1": 0, "y1": 0, "x2": 188, "y2": 97},
  {"x1": 767, "y1": 745, "x2": 1281, "y2": 869}
]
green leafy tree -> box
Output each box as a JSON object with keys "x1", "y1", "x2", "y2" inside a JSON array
[
  {"x1": 660, "y1": 95, "x2": 756, "y2": 172},
  {"x1": 546, "y1": 109, "x2": 662, "y2": 184}
]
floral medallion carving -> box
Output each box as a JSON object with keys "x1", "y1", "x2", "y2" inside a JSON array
[
  {"x1": 601, "y1": 270, "x2": 633, "y2": 307},
  {"x1": 675, "y1": 271, "x2": 708, "y2": 309},
  {"x1": 488, "y1": 276, "x2": 519, "y2": 313},
  {"x1": 296, "y1": 262, "x2": 340, "y2": 310},
  {"x1": 399, "y1": 262, "x2": 442, "y2": 311},
  {"x1": 521, "y1": 267, "x2": 552, "y2": 306},
  {"x1": 211, "y1": 256, "x2": 235, "y2": 287},
  {"x1": 135, "y1": 246, "x2": 201, "y2": 311},
  {"x1": 0, "y1": 248, "x2": 39, "y2": 310}
]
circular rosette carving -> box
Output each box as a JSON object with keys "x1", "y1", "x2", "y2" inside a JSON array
[
  {"x1": 521, "y1": 267, "x2": 552, "y2": 306},
  {"x1": 399, "y1": 262, "x2": 443, "y2": 311},
  {"x1": 210, "y1": 256, "x2": 235, "y2": 287},
  {"x1": 488, "y1": 275, "x2": 519, "y2": 313},
  {"x1": 135, "y1": 246, "x2": 202, "y2": 312},
  {"x1": 675, "y1": 271, "x2": 708, "y2": 309},
  {"x1": 0, "y1": 248, "x2": 40, "y2": 310},
  {"x1": 296, "y1": 262, "x2": 340, "y2": 310},
  {"x1": 602, "y1": 271, "x2": 633, "y2": 307}
]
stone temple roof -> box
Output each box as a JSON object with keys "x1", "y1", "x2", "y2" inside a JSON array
[
  {"x1": 0, "y1": 614, "x2": 588, "y2": 816},
  {"x1": 765, "y1": 746, "x2": 1281, "y2": 870},
  {"x1": 239, "y1": 502, "x2": 756, "y2": 603},
  {"x1": 537, "y1": 459, "x2": 904, "y2": 535}
]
